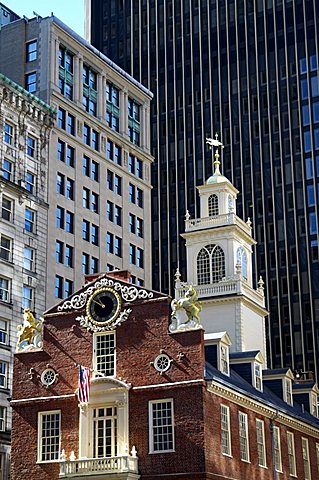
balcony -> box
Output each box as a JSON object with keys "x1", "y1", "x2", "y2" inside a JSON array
[
  {"x1": 185, "y1": 212, "x2": 252, "y2": 236},
  {"x1": 59, "y1": 455, "x2": 139, "y2": 479},
  {"x1": 176, "y1": 277, "x2": 266, "y2": 309}
]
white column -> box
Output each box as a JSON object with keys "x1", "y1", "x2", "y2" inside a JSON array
[
  {"x1": 98, "y1": 74, "x2": 106, "y2": 121},
  {"x1": 78, "y1": 56, "x2": 84, "y2": 107},
  {"x1": 141, "y1": 103, "x2": 150, "y2": 152},
  {"x1": 116, "y1": 397, "x2": 129, "y2": 456},
  {"x1": 51, "y1": 35, "x2": 60, "y2": 89},
  {"x1": 120, "y1": 89, "x2": 128, "y2": 139}
]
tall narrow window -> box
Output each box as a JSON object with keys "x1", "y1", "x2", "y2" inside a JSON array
[
  {"x1": 197, "y1": 247, "x2": 211, "y2": 285},
  {"x1": 25, "y1": 72, "x2": 37, "y2": 93},
  {"x1": 256, "y1": 419, "x2": 266, "y2": 467},
  {"x1": 0, "y1": 235, "x2": 12, "y2": 262},
  {"x1": 197, "y1": 244, "x2": 226, "y2": 284},
  {"x1": 0, "y1": 361, "x2": 8, "y2": 388},
  {"x1": 149, "y1": 399, "x2": 174, "y2": 453},
  {"x1": 211, "y1": 245, "x2": 225, "y2": 283},
  {"x1": 316, "y1": 443, "x2": 319, "y2": 475},
  {"x1": 93, "y1": 406, "x2": 117, "y2": 458},
  {"x1": 220, "y1": 405, "x2": 231, "y2": 455},
  {"x1": 26, "y1": 40, "x2": 37, "y2": 61},
  {"x1": 208, "y1": 194, "x2": 219, "y2": 216},
  {"x1": 38, "y1": 411, "x2": 61, "y2": 462},
  {"x1": 302, "y1": 437, "x2": 311, "y2": 480},
  {"x1": 94, "y1": 332, "x2": 115, "y2": 376},
  {"x1": 0, "y1": 277, "x2": 10, "y2": 303},
  {"x1": 254, "y1": 363, "x2": 263, "y2": 391},
  {"x1": 287, "y1": 432, "x2": 296, "y2": 477},
  {"x1": 220, "y1": 345, "x2": 229, "y2": 375},
  {"x1": 0, "y1": 406, "x2": 6, "y2": 431},
  {"x1": 273, "y1": 426, "x2": 282, "y2": 472},
  {"x1": 284, "y1": 379, "x2": 293, "y2": 405},
  {"x1": 237, "y1": 247, "x2": 248, "y2": 280},
  {"x1": 106, "y1": 81, "x2": 119, "y2": 131},
  {"x1": 238, "y1": 412, "x2": 249, "y2": 462}
]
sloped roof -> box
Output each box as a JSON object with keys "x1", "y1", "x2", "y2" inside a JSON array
[{"x1": 205, "y1": 362, "x2": 319, "y2": 429}]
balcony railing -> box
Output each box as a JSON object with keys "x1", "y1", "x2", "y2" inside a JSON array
[
  {"x1": 176, "y1": 278, "x2": 265, "y2": 308},
  {"x1": 59, "y1": 455, "x2": 138, "y2": 478},
  {"x1": 185, "y1": 213, "x2": 251, "y2": 235}
]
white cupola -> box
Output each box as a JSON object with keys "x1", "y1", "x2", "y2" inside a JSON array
[{"x1": 177, "y1": 135, "x2": 268, "y2": 362}]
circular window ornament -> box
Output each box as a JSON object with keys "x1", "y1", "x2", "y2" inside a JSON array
[
  {"x1": 41, "y1": 368, "x2": 57, "y2": 386},
  {"x1": 154, "y1": 354, "x2": 172, "y2": 373}
]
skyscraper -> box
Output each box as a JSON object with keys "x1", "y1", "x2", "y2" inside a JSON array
[{"x1": 85, "y1": 0, "x2": 319, "y2": 380}]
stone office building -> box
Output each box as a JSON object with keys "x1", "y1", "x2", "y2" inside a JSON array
[
  {"x1": 0, "y1": 11, "x2": 153, "y2": 309},
  {"x1": 0, "y1": 73, "x2": 55, "y2": 480}
]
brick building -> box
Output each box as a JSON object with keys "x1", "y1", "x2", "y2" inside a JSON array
[{"x1": 10, "y1": 267, "x2": 319, "y2": 479}]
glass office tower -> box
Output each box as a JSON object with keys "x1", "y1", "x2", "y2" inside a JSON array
[{"x1": 86, "y1": 0, "x2": 319, "y2": 379}]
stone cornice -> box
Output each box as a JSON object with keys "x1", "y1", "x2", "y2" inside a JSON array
[{"x1": 208, "y1": 381, "x2": 319, "y2": 438}]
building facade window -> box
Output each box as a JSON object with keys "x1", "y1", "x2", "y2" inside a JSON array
[
  {"x1": 58, "y1": 46, "x2": 73, "y2": 100},
  {"x1": 38, "y1": 411, "x2": 61, "y2": 462},
  {"x1": 82, "y1": 253, "x2": 89, "y2": 274},
  {"x1": 273, "y1": 426, "x2": 282, "y2": 472},
  {"x1": 25, "y1": 208, "x2": 35, "y2": 233},
  {"x1": 0, "y1": 277, "x2": 10, "y2": 303},
  {"x1": 284, "y1": 379, "x2": 293, "y2": 405},
  {"x1": 220, "y1": 345, "x2": 229, "y2": 375},
  {"x1": 24, "y1": 246, "x2": 35, "y2": 271},
  {"x1": 27, "y1": 136, "x2": 36, "y2": 158},
  {"x1": 94, "y1": 332, "x2": 115, "y2": 376},
  {"x1": 302, "y1": 437, "x2": 311, "y2": 479},
  {"x1": 256, "y1": 419, "x2": 266, "y2": 467},
  {"x1": 56, "y1": 241, "x2": 63, "y2": 264},
  {"x1": 128, "y1": 98, "x2": 140, "y2": 145},
  {"x1": 83, "y1": 65, "x2": 97, "y2": 116},
  {"x1": 64, "y1": 279, "x2": 73, "y2": 298},
  {"x1": 287, "y1": 432, "x2": 297, "y2": 477},
  {"x1": 237, "y1": 247, "x2": 248, "y2": 280},
  {"x1": 55, "y1": 275, "x2": 63, "y2": 299},
  {"x1": 0, "y1": 406, "x2": 6, "y2": 432},
  {"x1": 0, "y1": 319, "x2": 8, "y2": 345},
  {"x1": 25, "y1": 72, "x2": 37, "y2": 93},
  {"x1": 208, "y1": 194, "x2": 219, "y2": 216},
  {"x1": 220, "y1": 405, "x2": 231, "y2": 456},
  {"x1": 0, "y1": 235, "x2": 12, "y2": 262},
  {"x1": 2, "y1": 158, "x2": 13, "y2": 181},
  {"x1": 106, "y1": 81, "x2": 119, "y2": 131},
  {"x1": 238, "y1": 412, "x2": 249, "y2": 462},
  {"x1": 4, "y1": 123, "x2": 13, "y2": 145},
  {"x1": 316, "y1": 443, "x2": 319, "y2": 475},
  {"x1": 197, "y1": 244, "x2": 225, "y2": 285},
  {"x1": 92, "y1": 406, "x2": 118, "y2": 458},
  {"x1": 149, "y1": 399, "x2": 174, "y2": 453},
  {"x1": 25, "y1": 171, "x2": 36, "y2": 194},
  {"x1": 1, "y1": 196, "x2": 13, "y2": 222},
  {"x1": 22, "y1": 286, "x2": 34, "y2": 310},
  {"x1": 26, "y1": 40, "x2": 37, "y2": 61},
  {"x1": 0, "y1": 361, "x2": 8, "y2": 388},
  {"x1": 254, "y1": 363, "x2": 263, "y2": 391}
]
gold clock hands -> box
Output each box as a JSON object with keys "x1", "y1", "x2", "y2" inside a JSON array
[{"x1": 92, "y1": 298, "x2": 105, "y2": 308}]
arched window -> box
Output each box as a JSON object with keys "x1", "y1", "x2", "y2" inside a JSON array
[
  {"x1": 197, "y1": 244, "x2": 225, "y2": 285},
  {"x1": 208, "y1": 194, "x2": 219, "y2": 216},
  {"x1": 237, "y1": 247, "x2": 248, "y2": 280}
]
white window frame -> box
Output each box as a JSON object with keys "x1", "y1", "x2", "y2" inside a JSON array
[
  {"x1": 310, "y1": 391, "x2": 318, "y2": 417},
  {"x1": 92, "y1": 405, "x2": 118, "y2": 458},
  {"x1": 0, "y1": 235, "x2": 12, "y2": 262},
  {"x1": 24, "y1": 246, "x2": 35, "y2": 271},
  {"x1": 287, "y1": 432, "x2": 297, "y2": 477},
  {"x1": 37, "y1": 410, "x2": 61, "y2": 463},
  {"x1": 0, "y1": 276, "x2": 10, "y2": 303},
  {"x1": 219, "y1": 344, "x2": 229, "y2": 376},
  {"x1": 238, "y1": 412, "x2": 250, "y2": 462},
  {"x1": 253, "y1": 362, "x2": 263, "y2": 391},
  {"x1": 1, "y1": 195, "x2": 13, "y2": 222},
  {"x1": 302, "y1": 437, "x2": 311, "y2": 480},
  {"x1": 22, "y1": 285, "x2": 34, "y2": 310},
  {"x1": 149, "y1": 399, "x2": 175, "y2": 454},
  {"x1": 0, "y1": 406, "x2": 6, "y2": 431},
  {"x1": 256, "y1": 419, "x2": 267, "y2": 467},
  {"x1": 284, "y1": 378, "x2": 293, "y2": 405},
  {"x1": 220, "y1": 404, "x2": 232, "y2": 456},
  {"x1": 0, "y1": 319, "x2": 8, "y2": 345},
  {"x1": 93, "y1": 332, "x2": 116, "y2": 378},
  {"x1": 0, "y1": 362, "x2": 8, "y2": 389},
  {"x1": 2, "y1": 158, "x2": 13, "y2": 181},
  {"x1": 273, "y1": 426, "x2": 282, "y2": 473}
]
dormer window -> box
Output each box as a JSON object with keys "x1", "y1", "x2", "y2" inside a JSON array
[
  {"x1": 310, "y1": 392, "x2": 318, "y2": 417},
  {"x1": 220, "y1": 345, "x2": 229, "y2": 376},
  {"x1": 254, "y1": 363, "x2": 263, "y2": 391},
  {"x1": 284, "y1": 378, "x2": 293, "y2": 405},
  {"x1": 208, "y1": 194, "x2": 219, "y2": 216}
]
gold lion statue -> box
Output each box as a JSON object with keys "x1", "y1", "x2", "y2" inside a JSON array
[{"x1": 17, "y1": 308, "x2": 42, "y2": 351}]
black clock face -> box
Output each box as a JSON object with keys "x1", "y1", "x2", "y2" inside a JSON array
[{"x1": 86, "y1": 288, "x2": 121, "y2": 326}]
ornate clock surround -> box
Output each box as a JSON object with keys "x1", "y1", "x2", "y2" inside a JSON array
[{"x1": 57, "y1": 277, "x2": 153, "y2": 332}]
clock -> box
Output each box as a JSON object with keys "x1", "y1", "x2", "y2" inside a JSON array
[{"x1": 86, "y1": 288, "x2": 121, "y2": 327}]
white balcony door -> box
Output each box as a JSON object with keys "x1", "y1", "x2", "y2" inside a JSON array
[{"x1": 92, "y1": 406, "x2": 117, "y2": 458}]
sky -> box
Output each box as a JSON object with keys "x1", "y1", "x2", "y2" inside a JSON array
[{"x1": 3, "y1": 0, "x2": 84, "y2": 36}]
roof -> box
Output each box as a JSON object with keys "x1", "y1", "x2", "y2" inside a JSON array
[
  {"x1": 229, "y1": 350, "x2": 260, "y2": 360},
  {"x1": 205, "y1": 362, "x2": 319, "y2": 430},
  {"x1": 263, "y1": 368, "x2": 291, "y2": 377}
]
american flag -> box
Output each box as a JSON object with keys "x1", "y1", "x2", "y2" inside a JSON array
[{"x1": 78, "y1": 366, "x2": 90, "y2": 403}]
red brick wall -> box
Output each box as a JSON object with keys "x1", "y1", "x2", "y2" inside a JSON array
[{"x1": 203, "y1": 390, "x2": 319, "y2": 480}]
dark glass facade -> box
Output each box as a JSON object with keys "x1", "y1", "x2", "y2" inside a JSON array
[{"x1": 88, "y1": 0, "x2": 319, "y2": 380}]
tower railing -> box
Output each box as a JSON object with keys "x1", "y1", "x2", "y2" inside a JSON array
[
  {"x1": 59, "y1": 455, "x2": 138, "y2": 478},
  {"x1": 185, "y1": 213, "x2": 251, "y2": 235}
]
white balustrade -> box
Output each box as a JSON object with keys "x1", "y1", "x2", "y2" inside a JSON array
[
  {"x1": 59, "y1": 455, "x2": 138, "y2": 477},
  {"x1": 185, "y1": 213, "x2": 251, "y2": 234}
]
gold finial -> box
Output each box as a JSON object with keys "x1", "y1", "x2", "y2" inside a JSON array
[{"x1": 206, "y1": 133, "x2": 224, "y2": 176}]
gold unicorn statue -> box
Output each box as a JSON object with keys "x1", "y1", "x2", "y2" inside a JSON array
[
  {"x1": 17, "y1": 308, "x2": 42, "y2": 351},
  {"x1": 170, "y1": 285, "x2": 202, "y2": 332}
]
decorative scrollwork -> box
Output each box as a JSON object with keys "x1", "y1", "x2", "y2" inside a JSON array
[
  {"x1": 57, "y1": 277, "x2": 153, "y2": 312},
  {"x1": 75, "y1": 308, "x2": 132, "y2": 332}
]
